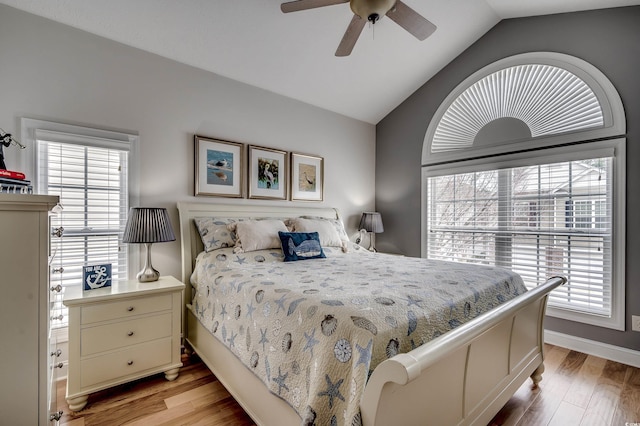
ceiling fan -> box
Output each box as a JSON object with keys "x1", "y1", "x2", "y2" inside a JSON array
[{"x1": 281, "y1": 0, "x2": 436, "y2": 56}]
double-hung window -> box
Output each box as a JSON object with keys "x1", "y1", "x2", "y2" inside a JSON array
[
  {"x1": 424, "y1": 140, "x2": 624, "y2": 329},
  {"x1": 23, "y1": 120, "x2": 138, "y2": 330}
]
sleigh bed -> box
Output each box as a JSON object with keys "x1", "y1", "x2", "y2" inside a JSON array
[{"x1": 177, "y1": 202, "x2": 565, "y2": 426}]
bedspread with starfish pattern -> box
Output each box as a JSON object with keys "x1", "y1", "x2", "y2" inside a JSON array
[{"x1": 189, "y1": 245, "x2": 527, "y2": 426}]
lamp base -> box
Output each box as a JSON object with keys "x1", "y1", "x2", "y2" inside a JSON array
[
  {"x1": 136, "y1": 267, "x2": 160, "y2": 282},
  {"x1": 368, "y1": 233, "x2": 377, "y2": 252},
  {"x1": 137, "y1": 242, "x2": 160, "y2": 282}
]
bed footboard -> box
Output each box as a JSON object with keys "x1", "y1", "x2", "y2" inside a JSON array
[{"x1": 359, "y1": 276, "x2": 566, "y2": 426}]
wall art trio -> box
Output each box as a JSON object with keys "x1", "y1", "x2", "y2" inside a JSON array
[{"x1": 194, "y1": 135, "x2": 323, "y2": 201}]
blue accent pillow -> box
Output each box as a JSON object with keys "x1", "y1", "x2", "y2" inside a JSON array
[{"x1": 278, "y1": 231, "x2": 326, "y2": 262}]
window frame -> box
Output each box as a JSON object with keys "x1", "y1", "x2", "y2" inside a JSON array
[
  {"x1": 421, "y1": 138, "x2": 626, "y2": 330},
  {"x1": 20, "y1": 118, "x2": 139, "y2": 335}
]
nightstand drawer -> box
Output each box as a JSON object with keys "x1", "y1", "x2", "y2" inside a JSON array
[
  {"x1": 81, "y1": 313, "x2": 172, "y2": 356},
  {"x1": 80, "y1": 338, "x2": 172, "y2": 388},
  {"x1": 81, "y1": 294, "x2": 172, "y2": 324}
]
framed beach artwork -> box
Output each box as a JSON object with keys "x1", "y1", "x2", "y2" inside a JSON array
[
  {"x1": 290, "y1": 152, "x2": 323, "y2": 201},
  {"x1": 248, "y1": 145, "x2": 288, "y2": 200},
  {"x1": 194, "y1": 135, "x2": 244, "y2": 197}
]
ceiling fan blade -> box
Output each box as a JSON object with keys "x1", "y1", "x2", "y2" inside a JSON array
[
  {"x1": 281, "y1": 0, "x2": 348, "y2": 13},
  {"x1": 335, "y1": 14, "x2": 366, "y2": 57},
  {"x1": 386, "y1": 0, "x2": 436, "y2": 41}
]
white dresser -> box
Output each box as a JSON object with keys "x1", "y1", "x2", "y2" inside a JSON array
[
  {"x1": 63, "y1": 276, "x2": 184, "y2": 411},
  {"x1": 0, "y1": 194, "x2": 61, "y2": 425}
]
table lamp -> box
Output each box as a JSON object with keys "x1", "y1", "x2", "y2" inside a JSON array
[
  {"x1": 359, "y1": 211, "x2": 384, "y2": 252},
  {"x1": 123, "y1": 207, "x2": 175, "y2": 282}
]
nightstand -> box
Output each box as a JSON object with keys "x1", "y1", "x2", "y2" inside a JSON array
[{"x1": 63, "y1": 276, "x2": 185, "y2": 411}]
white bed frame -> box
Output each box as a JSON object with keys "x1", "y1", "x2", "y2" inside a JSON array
[{"x1": 177, "y1": 202, "x2": 565, "y2": 426}]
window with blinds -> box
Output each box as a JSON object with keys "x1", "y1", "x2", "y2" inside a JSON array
[
  {"x1": 422, "y1": 53, "x2": 626, "y2": 330},
  {"x1": 37, "y1": 130, "x2": 131, "y2": 330},
  {"x1": 426, "y1": 155, "x2": 613, "y2": 318}
]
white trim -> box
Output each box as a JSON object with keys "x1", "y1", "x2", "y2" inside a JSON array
[
  {"x1": 422, "y1": 139, "x2": 620, "y2": 177},
  {"x1": 34, "y1": 129, "x2": 131, "y2": 151},
  {"x1": 544, "y1": 329, "x2": 640, "y2": 369}
]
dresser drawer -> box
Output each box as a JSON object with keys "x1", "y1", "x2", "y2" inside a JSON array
[
  {"x1": 81, "y1": 313, "x2": 172, "y2": 356},
  {"x1": 80, "y1": 338, "x2": 172, "y2": 388},
  {"x1": 81, "y1": 294, "x2": 172, "y2": 324}
]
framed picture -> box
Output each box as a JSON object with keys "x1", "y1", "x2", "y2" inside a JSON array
[
  {"x1": 195, "y1": 135, "x2": 244, "y2": 197},
  {"x1": 248, "y1": 145, "x2": 288, "y2": 200},
  {"x1": 290, "y1": 152, "x2": 323, "y2": 201}
]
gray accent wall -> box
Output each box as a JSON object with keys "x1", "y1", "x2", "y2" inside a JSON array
[
  {"x1": 376, "y1": 6, "x2": 640, "y2": 350},
  {"x1": 0, "y1": 5, "x2": 375, "y2": 281}
]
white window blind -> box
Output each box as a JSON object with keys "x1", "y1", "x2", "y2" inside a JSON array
[
  {"x1": 426, "y1": 156, "x2": 612, "y2": 318},
  {"x1": 431, "y1": 64, "x2": 604, "y2": 153},
  {"x1": 37, "y1": 130, "x2": 130, "y2": 329}
]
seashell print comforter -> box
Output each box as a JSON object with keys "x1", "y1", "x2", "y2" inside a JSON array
[{"x1": 189, "y1": 245, "x2": 527, "y2": 426}]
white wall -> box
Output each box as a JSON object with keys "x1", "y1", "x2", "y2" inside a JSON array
[{"x1": 0, "y1": 4, "x2": 375, "y2": 280}]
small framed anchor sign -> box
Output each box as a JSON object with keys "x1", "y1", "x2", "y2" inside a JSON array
[{"x1": 83, "y1": 264, "x2": 112, "y2": 291}]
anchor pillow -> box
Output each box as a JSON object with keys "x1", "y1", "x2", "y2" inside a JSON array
[{"x1": 278, "y1": 231, "x2": 326, "y2": 262}]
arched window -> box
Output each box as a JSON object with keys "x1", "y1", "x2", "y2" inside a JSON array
[{"x1": 421, "y1": 52, "x2": 626, "y2": 330}]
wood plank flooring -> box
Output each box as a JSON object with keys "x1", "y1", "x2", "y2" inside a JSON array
[{"x1": 58, "y1": 345, "x2": 640, "y2": 426}]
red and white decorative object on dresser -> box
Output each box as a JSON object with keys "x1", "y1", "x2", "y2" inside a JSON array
[{"x1": 63, "y1": 276, "x2": 184, "y2": 411}]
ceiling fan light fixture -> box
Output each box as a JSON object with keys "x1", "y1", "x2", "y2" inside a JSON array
[{"x1": 350, "y1": 0, "x2": 396, "y2": 23}]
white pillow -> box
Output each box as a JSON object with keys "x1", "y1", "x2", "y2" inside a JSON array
[
  {"x1": 228, "y1": 219, "x2": 289, "y2": 253},
  {"x1": 288, "y1": 217, "x2": 349, "y2": 251}
]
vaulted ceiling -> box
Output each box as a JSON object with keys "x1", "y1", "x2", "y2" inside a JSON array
[{"x1": 1, "y1": 0, "x2": 638, "y2": 124}]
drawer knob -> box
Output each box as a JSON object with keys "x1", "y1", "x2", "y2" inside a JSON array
[
  {"x1": 52, "y1": 267, "x2": 64, "y2": 274},
  {"x1": 51, "y1": 227, "x2": 64, "y2": 238},
  {"x1": 127, "y1": 360, "x2": 134, "y2": 366},
  {"x1": 127, "y1": 331, "x2": 134, "y2": 337},
  {"x1": 51, "y1": 314, "x2": 64, "y2": 321},
  {"x1": 127, "y1": 306, "x2": 135, "y2": 312},
  {"x1": 54, "y1": 362, "x2": 64, "y2": 369},
  {"x1": 51, "y1": 349, "x2": 62, "y2": 357},
  {"x1": 50, "y1": 284, "x2": 63, "y2": 292}
]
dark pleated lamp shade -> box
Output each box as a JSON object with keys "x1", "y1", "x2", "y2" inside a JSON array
[
  {"x1": 359, "y1": 212, "x2": 384, "y2": 234},
  {"x1": 123, "y1": 207, "x2": 176, "y2": 243}
]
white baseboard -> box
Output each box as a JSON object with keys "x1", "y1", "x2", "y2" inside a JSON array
[{"x1": 544, "y1": 329, "x2": 640, "y2": 368}]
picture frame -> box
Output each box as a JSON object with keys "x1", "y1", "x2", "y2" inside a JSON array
[
  {"x1": 83, "y1": 264, "x2": 112, "y2": 291},
  {"x1": 248, "y1": 145, "x2": 288, "y2": 200},
  {"x1": 195, "y1": 135, "x2": 244, "y2": 198},
  {"x1": 290, "y1": 152, "x2": 323, "y2": 201}
]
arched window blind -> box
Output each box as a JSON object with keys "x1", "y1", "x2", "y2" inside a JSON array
[{"x1": 432, "y1": 64, "x2": 604, "y2": 152}]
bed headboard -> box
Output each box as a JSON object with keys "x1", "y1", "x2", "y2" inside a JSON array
[{"x1": 176, "y1": 202, "x2": 341, "y2": 304}]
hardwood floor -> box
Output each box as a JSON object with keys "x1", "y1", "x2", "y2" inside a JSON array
[
  {"x1": 489, "y1": 345, "x2": 640, "y2": 425},
  {"x1": 57, "y1": 354, "x2": 255, "y2": 426},
  {"x1": 58, "y1": 345, "x2": 640, "y2": 426}
]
